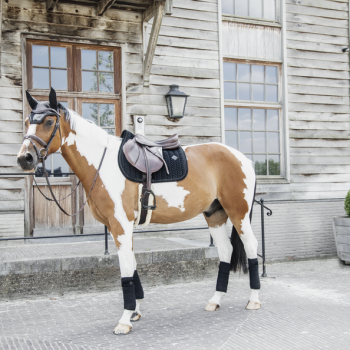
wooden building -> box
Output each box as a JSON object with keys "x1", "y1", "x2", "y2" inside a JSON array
[{"x1": 0, "y1": 0, "x2": 349, "y2": 261}]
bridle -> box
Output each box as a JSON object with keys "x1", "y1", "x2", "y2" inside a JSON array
[{"x1": 24, "y1": 104, "x2": 106, "y2": 217}]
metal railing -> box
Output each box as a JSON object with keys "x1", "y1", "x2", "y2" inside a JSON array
[{"x1": 0, "y1": 172, "x2": 272, "y2": 276}]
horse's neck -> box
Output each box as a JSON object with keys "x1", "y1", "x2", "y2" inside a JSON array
[{"x1": 59, "y1": 111, "x2": 115, "y2": 188}]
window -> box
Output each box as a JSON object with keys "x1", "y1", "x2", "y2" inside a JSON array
[
  {"x1": 26, "y1": 40, "x2": 122, "y2": 178},
  {"x1": 223, "y1": 61, "x2": 282, "y2": 176},
  {"x1": 224, "y1": 62, "x2": 279, "y2": 102},
  {"x1": 225, "y1": 108, "x2": 280, "y2": 175},
  {"x1": 222, "y1": 0, "x2": 276, "y2": 21}
]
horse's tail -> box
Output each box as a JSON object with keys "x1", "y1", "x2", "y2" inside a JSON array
[{"x1": 230, "y1": 181, "x2": 256, "y2": 273}]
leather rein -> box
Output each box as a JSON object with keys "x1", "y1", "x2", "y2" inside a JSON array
[{"x1": 24, "y1": 107, "x2": 107, "y2": 217}]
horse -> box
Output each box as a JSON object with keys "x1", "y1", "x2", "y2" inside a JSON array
[{"x1": 17, "y1": 88, "x2": 261, "y2": 335}]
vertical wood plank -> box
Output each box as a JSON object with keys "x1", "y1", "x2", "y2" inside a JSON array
[
  {"x1": 75, "y1": 48, "x2": 82, "y2": 92},
  {"x1": 26, "y1": 43, "x2": 33, "y2": 90},
  {"x1": 59, "y1": 185, "x2": 72, "y2": 227},
  {"x1": 114, "y1": 47, "x2": 122, "y2": 94},
  {"x1": 67, "y1": 45, "x2": 74, "y2": 92},
  {"x1": 47, "y1": 185, "x2": 60, "y2": 228},
  {"x1": 0, "y1": 0, "x2": 2, "y2": 77},
  {"x1": 33, "y1": 185, "x2": 48, "y2": 229}
]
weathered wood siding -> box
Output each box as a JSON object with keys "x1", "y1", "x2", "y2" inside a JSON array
[{"x1": 0, "y1": 0, "x2": 220, "y2": 236}]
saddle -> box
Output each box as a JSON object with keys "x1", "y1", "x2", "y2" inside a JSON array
[{"x1": 123, "y1": 133, "x2": 181, "y2": 211}]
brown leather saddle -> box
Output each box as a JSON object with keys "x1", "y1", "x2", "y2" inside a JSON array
[{"x1": 123, "y1": 133, "x2": 181, "y2": 211}]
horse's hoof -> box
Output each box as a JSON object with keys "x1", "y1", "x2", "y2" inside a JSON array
[
  {"x1": 205, "y1": 302, "x2": 220, "y2": 312},
  {"x1": 246, "y1": 301, "x2": 261, "y2": 310},
  {"x1": 131, "y1": 312, "x2": 141, "y2": 322},
  {"x1": 113, "y1": 323, "x2": 132, "y2": 335}
]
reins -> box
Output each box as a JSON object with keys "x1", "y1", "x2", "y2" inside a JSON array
[{"x1": 24, "y1": 105, "x2": 107, "y2": 217}]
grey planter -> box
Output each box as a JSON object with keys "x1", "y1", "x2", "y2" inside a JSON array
[{"x1": 333, "y1": 217, "x2": 350, "y2": 264}]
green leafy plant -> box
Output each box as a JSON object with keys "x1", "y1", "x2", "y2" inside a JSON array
[{"x1": 345, "y1": 190, "x2": 350, "y2": 217}]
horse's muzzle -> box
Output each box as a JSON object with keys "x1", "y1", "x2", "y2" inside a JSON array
[{"x1": 17, "y1": 150, "x2": 38, "y2": 171}]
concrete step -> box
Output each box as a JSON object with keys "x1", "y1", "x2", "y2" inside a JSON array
[{"x1": 0, "y1": 237, "x2": 219, "y2": 300}]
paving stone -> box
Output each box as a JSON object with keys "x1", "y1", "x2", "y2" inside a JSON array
[{"x1": 0, "y1": 259, "x2": 349, "y2": 350}]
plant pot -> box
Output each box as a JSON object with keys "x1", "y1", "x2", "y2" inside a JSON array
[{"x1": 333, "y1": 216, "x2": 350, "y2": 264}]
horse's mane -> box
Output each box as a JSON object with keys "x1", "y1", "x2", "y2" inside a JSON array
[{"x1": 66, "y1": 108, "x2": 121, "y2": 147}]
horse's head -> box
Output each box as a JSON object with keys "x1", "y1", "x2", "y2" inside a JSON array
[{"x1": 17, "y1": 88, "x2": 65, "y2": 172}]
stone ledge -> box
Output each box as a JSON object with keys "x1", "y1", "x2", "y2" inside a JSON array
[{"x1": 0, "y1": 247, "x2": 219, "y2": 300}]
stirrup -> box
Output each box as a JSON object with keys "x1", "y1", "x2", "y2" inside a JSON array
[{"x1": 141, "y1": 190, "x2": 157, "y2": 210}]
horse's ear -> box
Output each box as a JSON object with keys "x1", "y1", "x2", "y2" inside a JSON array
[
  {"x1": 49, "y1": 87, "x2": 58, "y2": 110},
  {"x1": 26, "y1": 90, "x2": 38, "y2": 110}
]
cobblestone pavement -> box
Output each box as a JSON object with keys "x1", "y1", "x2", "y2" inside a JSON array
[{"x1": 1, "y1": 258, "x2": 349, "y2": 350}]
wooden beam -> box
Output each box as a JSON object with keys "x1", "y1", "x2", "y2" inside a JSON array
[
  {"x1": 143, "y1": 1, "x2": 165, "y2": 86},
  {"x1": 0, "y1": 0, "x2": 2, "y2": 77},
  {"x1": 97, "y1": 0, "x2": 116, "y2": 16},
  {"x1": 143, "y1": 0, "x2": 163, "y2": 22},
  {"x1": 46, "y1": 0, "x2": 58, "y2": 11},
  {"x1": 164, "y1": 0, "x2": 172, "y2": 15}
]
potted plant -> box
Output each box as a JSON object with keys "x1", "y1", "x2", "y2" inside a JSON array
[{"x1": 333, "y1": 190, "x2": 350, "y2": 264}]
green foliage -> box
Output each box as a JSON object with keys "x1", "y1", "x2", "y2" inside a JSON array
[
  {"x1": 345, "y1": 190, "x2": 350, "y2": 217},
  {"x1": 254, "y1": 159, "x2": 280, "y2": 176}
]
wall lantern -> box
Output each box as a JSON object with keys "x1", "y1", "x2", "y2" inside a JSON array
[{"x1": 165, "y1": 85, "x2": 189, "y2": 118}]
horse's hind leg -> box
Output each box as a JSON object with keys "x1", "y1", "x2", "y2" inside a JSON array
[{"x1": 203, "y1": 210, "x2": 232, "y2": 312}]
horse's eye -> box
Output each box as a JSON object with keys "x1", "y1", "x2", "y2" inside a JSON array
[{"x1": 46, "y1": 119, "x2": 54, "y2": 127}]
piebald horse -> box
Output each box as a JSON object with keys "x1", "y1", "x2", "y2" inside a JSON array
[{"x1": 17, "y1": 89, "x2": 261, "y2": 335}]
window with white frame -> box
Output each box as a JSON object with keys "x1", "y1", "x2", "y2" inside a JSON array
[
  {"x1": 223, "y1": 61, "x2": 282, "y2": 176},
  {"x1": 222, "y1": 0, "x2": 276, "y2": 21}
]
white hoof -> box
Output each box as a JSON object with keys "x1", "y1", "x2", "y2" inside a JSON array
[
  {"x1": 113, "y1": 323, "x2": 132, "y2": 335},
  {"x1": 205, "y1": 302, "x2": 220, "y2": 312},
  {"x1": 246, "y1": 300, "x2": 261, "y2": 310},
  {"x1": 131, "y1": 312, "x2": 141, "y2": 322}
]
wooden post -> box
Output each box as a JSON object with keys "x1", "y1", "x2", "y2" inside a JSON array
[
  {"x1": 143, "y1": 1, "x2": 165, "y2": 86},
  {"x1": 0, "y1": 0, "x2": 2, "y2": 77},
  {"x1": 97, "y1": 0, "x2": 116, "y2": 16},
  {"x1": 164, "y1": 0, "x2": 172, "y2": 15},
  {"x1": 47, "y1": 0, "x2": 59, "y2": 11}
]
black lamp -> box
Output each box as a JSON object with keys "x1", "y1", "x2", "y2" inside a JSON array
[{"x1": 165, "y1": 85, "x2": 189, "y2": 118}]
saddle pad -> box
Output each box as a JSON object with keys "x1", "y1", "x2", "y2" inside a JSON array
[{"x1": 118, "y1": 130, "x2": 188, "y2": 184}]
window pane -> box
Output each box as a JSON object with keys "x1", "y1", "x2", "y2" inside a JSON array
[
  {"x1": 238, "y1": 108, "x2": 251, "y2": 129},
  {"x1": 100, "y1": 104, "x2": 115, "y2": 127},
  {"x1": 245, "y1": 154, "x2": 253, "y2": 161},
  {"x1": 250, "y1": 0, "x2": 262, "y2": 18},
  {"x1": 104, "y1": 128, "x2": 115, "y2": 136},
  {"x1": 254, "y1": 155, "x2": 267, "y2": 175},
  {"x1": 51, "y1": 69, "x2": 67, "y2": 90},
  {"x1": 33, "y1": 46, "x2": 49, "y2": 67},
  {"x1": 268, "y1": 154, "x2": 280, "y2": 175},
  {"x1": 224, "y1": 82, "x2": 237, "y2": 99},
  {"x1": 82, "y1": 71, "x2": 98, "y2": 92},
  {"x1": 266, "y1": 85, "x2": 278, "y2": 102},
  {"x1": 225, "y1": 107, "x2": 237, "y2": 129},
  {"x1": 60, "y1": 102, "x2": 68, "y2": 108},
  {"x1": 225, "y1": 131, "x2": 238, "y2": 149},
  {"x1": 222, "y1": 0, "x2": 234, "y2": 14},
  {"x1": 252, "y1": 84, "x2": 264, "y2": 101},
  {"x1": 51, "y1": 47, "x2": 67, "y2": 68},
  {"x1": 252, "y1": 65, "x2": 264, "y2": 82},
  {"x1": 267, "y1": 109, "x2": 279, "y2": 130},
  {"x1": 98, "y1": 51, "x2": 114, "y2": 71},
  {"x1": 267, "y1": 132, "x2": 279, "y2": 153},
  {"x1": 82, "y1": 103, "x2": 98, "y2": 124},
  {"x1": 240, "y1": 131, "x2": 252, "y2": 153},
  {"x1": 223, "y1": 62, "x2": 236, "y2": 81},
  {"x1": 52, "y1": 153, "x2": 69, "y2": 177},
  {"x1": 253, "y1": 131, "x2": 266, "y2": 153},
  {"x1": 33, "y1": 68, "x2": 49, "y2": 89},
  {"x1": 253, "y1": 109, "x2": 265, "y2": 130},
  {"x1": 238, "y1": 83, "x2": 251, "y2": 100},
  {"x1": 237, "y1": 64, "x2": 250, "y2": 81},
  {"x1": 236, "y1": 0, "x2": 248, "y2": 16},
  {"x1": 264, "y1": 0, "x2": 276, "y2": 20},
  {"x1": 266, "y1": 66, "x2": 278, "y2": 83},
  {"x1": 82, "y1": 49, "x2": 97, "y2": 70},
  {"x1": 99, "y1": 72, "x2": 114, "y2": 92}
]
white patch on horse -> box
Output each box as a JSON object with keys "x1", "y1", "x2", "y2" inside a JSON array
[
  {"x1": 21, "y1": 124, "x2": 37, "y2": 150},
  {"x1": 153, "y1": 182, "x2": 190, "y2": 212},
  {"x1": 65, "y1": 110, "x2": 135, "y2": 276},
  {"x1": 208, "y1": 224, "x2": 232, "y2": 263}
]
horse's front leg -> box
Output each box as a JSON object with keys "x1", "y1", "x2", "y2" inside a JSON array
[{"x1": 111, "y1": 225, "x2": 144, "y2": 335}]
